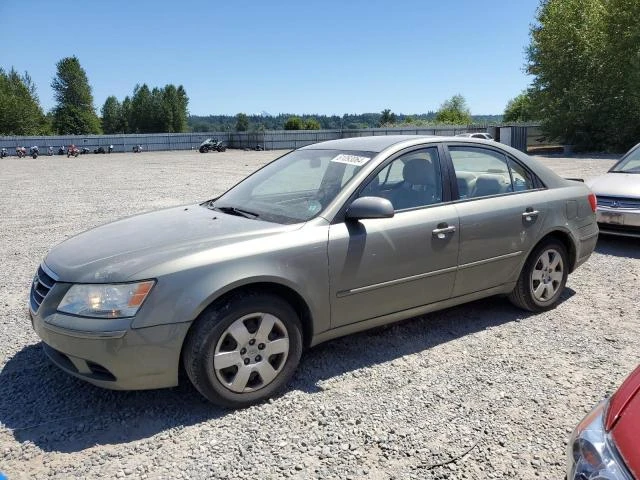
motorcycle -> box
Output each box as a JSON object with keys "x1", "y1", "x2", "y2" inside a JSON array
[
  {"x1": 48, "y1": 146, "x2": 54, "y2": 156},
  {"x1": 199, "y1": 138, "x2": 226, "y2": 153},
  {"x1": 133, "y1": 145, "x2": 143, "y2": 153},
  {"x1": 0, "y1": 148, "x2": 7, "y2": 158},
  {"x1": 67, "y1": 145, "x2": 80, "y2": 158},
  {"x1": 16, "y1": 147, "x2": 27, "y2": 158},
  {"x1": 108, "y1": 145, "x2": 113, "y2": 153},
  {"x1": 80, "y1": 147, "x2": 90, "y2": 155},
  {"x1": 30, "y1": 146, "x2": 39, "y2": 159},
  {"x1": 58, "y1": 146, "x2": 65, "y2": 155},
  {"x1": 94, "y1": 146, "x2": 106, "y2": 154}
]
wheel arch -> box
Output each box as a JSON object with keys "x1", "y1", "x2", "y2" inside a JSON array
[
  {"x1": 530, "y1": 229, "x2": 578, "y2": 272},
  {"x1": 181, "y1": 281, "x2": 315, "y2": 356}
]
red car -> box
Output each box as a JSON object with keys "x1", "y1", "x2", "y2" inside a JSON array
[{"x1": 567, "y1": 365, "x2": 640, "y2": 479}]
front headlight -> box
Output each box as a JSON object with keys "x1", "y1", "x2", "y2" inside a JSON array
[
  {"x1": 57, "y1": 281, "x2": 155, "y2": 318},
  {"x1": 567, "y1": 400, "x2": 632, "y2": 480}
]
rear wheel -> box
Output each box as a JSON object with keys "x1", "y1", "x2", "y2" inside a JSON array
[
  {"x1": 183, "y1": 292, "x2": 302, "y2": 408},
  {"x1": 508, "y1": 238, "x2": 568, "y2": 312}
]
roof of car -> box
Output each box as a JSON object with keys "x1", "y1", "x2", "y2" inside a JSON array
[
  {"x1": 301, "y1": 134, "x2": 567, "y2": 189},
  {"x1": 301, "y1": 135, "x2": 453, "y2": 153}
]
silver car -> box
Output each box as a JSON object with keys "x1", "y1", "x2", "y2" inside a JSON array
[
  {"x1": 586, "y1": 143, "x2": 640, "y2": 238},
  {"x1": 29, "y1": 136, "x2": 598, "y2": 408}
]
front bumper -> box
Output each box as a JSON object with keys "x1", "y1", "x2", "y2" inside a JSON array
[
  {"x1": 596, "y1": 206, "x2": 640, "y2": 238},
  {"x1": 566, "y1": 401, "x2": 633, "y2": 480},
  {"x1": 30, "y1": 279, "x2": 191, "y2": 391}
]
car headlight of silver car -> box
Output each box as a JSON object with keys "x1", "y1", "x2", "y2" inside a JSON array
[
  {"x1": 567, "y1": 400, "x2": 632, "y2": 480},
  {"x1": 57, "y1": 281, "x2": 155, "y2": 318}
]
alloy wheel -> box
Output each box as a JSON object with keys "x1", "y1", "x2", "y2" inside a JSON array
[
  {"x1": 213, "y1": 313, "x2": 289, "y2": 393},
  {"x1": 530, "y1": 248, "x2": 564, "y2": 302}
]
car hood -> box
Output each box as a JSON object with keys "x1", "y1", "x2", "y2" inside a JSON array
[
  {"x1": 44, "y1": 204, "x2": 300, "y2": 283},
  {"x1": 606, "y1": 365, "x2": 640, "y2": 431},
  {"x1": 606, "y1": 365, "x2": 640, "y2": 478},
  {"x1": 586, "y1": 173, "x2": 640, "y2": 198}
]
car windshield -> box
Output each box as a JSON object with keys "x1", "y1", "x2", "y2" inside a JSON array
[
  {"x1": 611, "y1": 146, "x2": 640, "y2": 173},
  {"x1": 207, "y1": 149, "x2": 375, "y2": 224}
]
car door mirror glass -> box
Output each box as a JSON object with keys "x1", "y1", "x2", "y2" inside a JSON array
[{"x1": 346, "y1": 196, "x2": 394, "y2": 220}]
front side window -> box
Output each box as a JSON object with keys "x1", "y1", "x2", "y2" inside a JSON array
[
  {"x1": 449, "y1": 146, "x2": 535, "y2": 199},
  {"x1": 210, "y1": 149, "x2": 374, "y2": 224},
  {"x1": 359, "y1": 147, "x2": 442, "y2": 210}
]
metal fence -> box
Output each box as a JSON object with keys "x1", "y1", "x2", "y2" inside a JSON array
[{"x1": 3, "y1": 125, "x2": 542, "y2": 155}]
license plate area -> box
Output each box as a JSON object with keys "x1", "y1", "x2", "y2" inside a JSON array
[{"x1": 599, "y1": 211, "x2": 624, "y2": 225}]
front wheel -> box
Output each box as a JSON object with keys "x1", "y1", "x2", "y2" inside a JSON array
[
  {"x1": 508, "y1": 239, "x2": 568, "y2": 312},
  {"x1": 182, "y1": 292, "x2": 302, "y2": 408}
]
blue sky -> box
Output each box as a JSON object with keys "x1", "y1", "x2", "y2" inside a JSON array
[{"x1": 1, "y1": 0, "x2": 540, "y2": 116}]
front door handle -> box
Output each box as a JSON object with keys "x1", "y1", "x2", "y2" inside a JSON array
[
  {"x1": 432, "y1": 224, "x2": 456, "y2": 239},
  {"x1": 522, "y1": 208, "x2": 540, "y2": 222}
]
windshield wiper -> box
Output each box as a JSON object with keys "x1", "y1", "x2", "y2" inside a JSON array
[{"x1": 213, "y1": 206, "x2": 260, "y2": 219}]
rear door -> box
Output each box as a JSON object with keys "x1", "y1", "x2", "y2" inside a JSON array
[{"x1": 444, "y1": 144, "x2": 548, "y2": 297}]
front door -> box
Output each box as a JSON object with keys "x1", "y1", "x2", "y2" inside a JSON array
[{"x1": 328, "y1": 147, "x2": 460, "y2": 327}]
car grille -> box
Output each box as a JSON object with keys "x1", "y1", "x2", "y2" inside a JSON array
[
  {"x1": 30, "y1": 265, "x2": 56, "y2": 312},
  {"x1": 597, "y1": 196, "x2": 640, "y2": 209}
]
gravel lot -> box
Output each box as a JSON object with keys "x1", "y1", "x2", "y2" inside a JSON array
[{"x1": 0, "y1": 149, "x2": 638, "y2": 479}]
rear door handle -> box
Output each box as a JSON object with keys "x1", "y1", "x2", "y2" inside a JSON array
[
  {"x1": 432, "y1": 224, "x2": 456, "y2": 239},
  {"x1": 522, "y1": 209, "x2": 540, "y2": 222}
]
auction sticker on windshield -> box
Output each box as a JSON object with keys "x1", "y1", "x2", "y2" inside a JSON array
[{"x1": 331, "y1": 154, "x2": 370, "y2": 166}]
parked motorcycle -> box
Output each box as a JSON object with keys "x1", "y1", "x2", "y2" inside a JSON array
[
  {"x1": 108, "y1": 145, "x2": 113, "y2": 154},
  {"x1": 67, "y1": 145, "x2": 80, "y2": 158},
  {"x1": 199, "y1": 138, "x2": 226, "y2": 153},
  {"x1": 133, "y1": 145, "x2": 143, "y2": 153},
  {"x1": 47, "y1": 146, "x2": 54, "y2": 156},
  {"x1": 30, "y1": 146, "x2": 39, "y2": 159},
  {"x1": 80, "y1": 147, "x2": 90, "y2": 155},
  {"x1": 58, "y1": 146, "x2": 65, "y2": 155},
  {"x1": 94, "y1": 146, "x2": 106, "y2": 154},
  {"x1": 0, "y1": 148, "x2": 7, "y2": 158},
  {"x1": 16, "y1": 146, "x2": 27, "y2": 158}
]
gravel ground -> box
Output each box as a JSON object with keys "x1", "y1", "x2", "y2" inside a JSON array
[{"x1": 0, "y1": 149, "x2": 638, "y2": 479}]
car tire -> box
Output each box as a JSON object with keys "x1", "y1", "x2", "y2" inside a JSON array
[
  {"x1": 508, "y1": 238, "x2": 569, "y2": 312},
  {"x1": 182, "y1": 291, "x2": 303, "y2": 408}
]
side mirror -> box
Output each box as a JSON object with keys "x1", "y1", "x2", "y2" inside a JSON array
[{"x1": 345, "y1": 196, "x2": 395, "y2": 220}]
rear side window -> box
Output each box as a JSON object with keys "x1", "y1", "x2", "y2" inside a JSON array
[
  {"x1": 448, "y1": 146, "x2": 536, "y2": 199},
  {"x1": 508, "y1": 158, "x2": 535, "y2": 191}
]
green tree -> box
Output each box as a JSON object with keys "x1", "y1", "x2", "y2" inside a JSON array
[
  {"x1": 527, "y1": 0, "x2": 640, "y2": 150},
  {"x1": 173, "y1": 85, "x2": 189, "y2": 132},
  {"x1": 51, "y1": 56, "x2": 101, "y2": 134},
  {"x1": 284, "y1": 116, "x2": 303, "y2": 130},
  {"x1": 435, "y1": 95, "x2": 472, "y2": 124},
  {"x1": 130, "y1": 84, "x2": 152, "y2": 133},
  {"x1": 121, "y1": 96, "x2": 132, "y2": 133},
  {"x1": 0, "y1": 68, "x2": 49, "y2": 135},
  {"x1": 503, "y1": 91, "x2": 537, "y2": 123},
  {"x1": 303, "y1": 118, "x2": 321, "y2": 130},
  {"x1": 379, "y1": 108, "x2": 397, "y2": 126},
  {"x1": 101, "y1": 96, "x2": 123, "y2": 133},
  {"x1": 235, "y1": 113, "x2": 249, "y2": 131}
]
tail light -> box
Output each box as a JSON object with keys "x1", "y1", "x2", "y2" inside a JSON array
[{"x1": 588, "y1": 193, "x2": 597, "y2": 212}]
